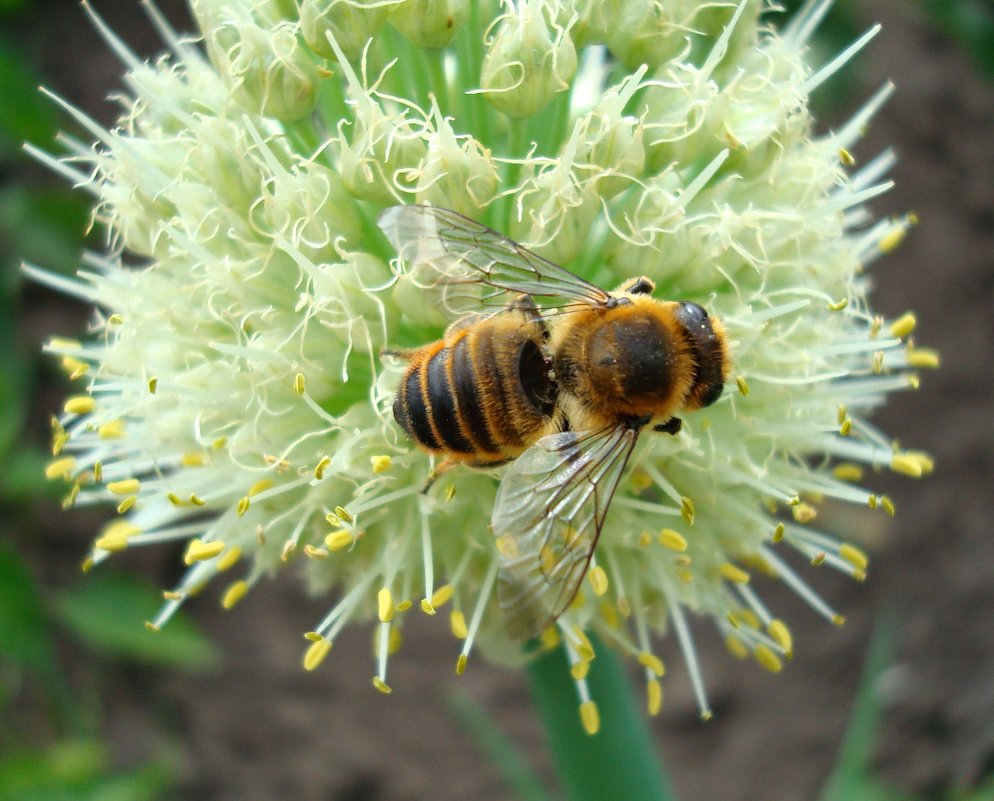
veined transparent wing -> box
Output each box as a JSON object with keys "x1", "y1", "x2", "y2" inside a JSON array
[
  {"x1": 378, "y1": 205, "x2": 611, "y2": 308},
  {"x1": 492, "y1": 424, "x2": 642, "y2": 639}
]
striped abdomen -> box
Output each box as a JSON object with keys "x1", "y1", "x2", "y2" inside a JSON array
[{"x1": 393, "y1": 312, "x2": 556, "y2": 465}]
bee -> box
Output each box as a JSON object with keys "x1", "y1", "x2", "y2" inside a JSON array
[{"x1": 379, "y1": 205, "x2": 731, "y2": 638}]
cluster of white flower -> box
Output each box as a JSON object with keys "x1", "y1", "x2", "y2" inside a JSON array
[{"x1": 32, "y1": 0, "x2": 935, "y2": 733}]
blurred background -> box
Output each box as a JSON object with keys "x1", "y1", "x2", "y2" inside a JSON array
[{"x1": 1, "y1": 1, "x2": 992, "y2": 799}]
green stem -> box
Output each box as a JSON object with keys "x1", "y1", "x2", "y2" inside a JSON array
[{"x1": 527, "y1": 636, "x2": 677, "y2": 801}]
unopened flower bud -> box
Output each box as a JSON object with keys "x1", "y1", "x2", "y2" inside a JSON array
[
  {"x1": 389, "y1": 0, "x2": 468, "y2": 49},
  {"x1": 480, "y1": 0, "x2": 576, "y2": 118},
  {"x1": 205, "y1": 18, "x2": 320, "y2": 121},
  {"x1": 300, "y1": 0, "x2": 394, "y2": 62},
  {"x1": 415, "y1": 104, "x2": 498, "y2": 216}
]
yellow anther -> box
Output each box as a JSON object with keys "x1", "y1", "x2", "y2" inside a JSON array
[
  {"x1": 719, "y1": 563, "x2": 750, "y2": 584},
  {"x1": 579, "y1": 701, "x2": 600, "y2": 736},
  {"x1": 754, "y1": 644, "x2": 783, "y2": 673},
  {"x1": 891, "y1": 451, "x2": 934, "y2": 478},
  {"x1": 184, "y1": 538, "x2": 225, "y2": 565},
  {"x1": 221, "y1": 580, "x2": 249, "y2": 610},
  {"x1": 827, "y1": 298, "x2": 848, "y2": 311},
  {"x1": 325, "y1": 530, "x2": 353, "y2": 551},
  {"x1": 430, "y1": 584, "x2": 454, "y2": 608},
  {"x1": 304, "y1": 544, "x2": 328, "y2": 559},
  {"x1": 839, "y1": 417, "x2": 852, "y2": 436},
  {"x1": 334, "y1": 506, "x2": 353, "y2": 524},
  {"x1": 868, "y1": 494, "x2": 878, "y2": 509},
  {"x1": 314, "y1": 456, "x2": 331, "y2": 480},
  {"x1": 629, "y1": 469, "x2": 652, "y2": 492},
  {"x1": 147, "y1": 376, "x2": 158, "y2": 394},
  {"x1": 394, "y1": 600, "x2": 413, "y2": 613},
  {"x1": 495, "y1": 536, "x2": 518, "y2": 558},
  {"x1": 737, "y1": 609, "x2": 761, "y2": 629},
  {"x1": 838, "y1": 147, "x2": 856, "y2": 166},
  {"x1": 248, "y1": 479, "x2": 274, "y2": 497},
  {"x1": 837, "y1": 404, "x2": 847, "y2": 425},
  {"x1": 212, "y1": 437, "x2": 227, "y2": 449},
  {"x1": 217, "y1": 546, "x2": 242, "y2": 571},
  {"x1": 64, "y1": 395, "x2": 95, "y2": 415},
  {"x1": 443, "y1": 483, "x2": 457, "y2": 502},
  {"x1": 539, "y1": 625, "x2": 559, "y2": 650},
  {"x1": 647, "y1": 679, "x2": 663, "y2": 716},
  {"x1": 872, "y1": 351, "x2": 885, "y2": 374},
  {"x1": 98, "y1": 419, "x2": 125, "y2": 439},
  {"x1": 792, "y1": 502, "x2": 817, "y2": 523},
  {"x1": 116, "y1": 496, "x2": 137, "y2": 514},
  {"x1": 638, "y1": 530, "x2": 652, "y2": 547},
  {"x1": 907, "y1": 347, "x2": 940, "y2": 369},
  {"x1": 659, "y1": 528, "x2": 688, "y2": 551},
  {"x1": 45, "y1": 457, "x2": 77, "y2": 481},
  {"x1": 852, "y1": 568, "x2": 867, "y2": 582},
  {"x1": 163, "y1": 591, "x2": 183, "y2": 601},
  {"x1": 144, "y1": 621, "x2": 160, "y2": 632},
  {"x1": 304, "y1": 631, "x2": 322, "y2": 641},
  {"x1": 450, "y1": 610, "x2": 468, "y2": 639},
  {"x1": 94, "y1": 532, "x2": 130, "y2": 552},
  {"x1": 571, "y1": 661, "x2": 590, "y2": 680},
  {"x1": 773, "y1": 522, "x2": 785, "y2": 543},
  {"x1": 107, "y1": 479, "x2": 140, "y2": 496},
  {"x1": 599, "y1": 601, "x2": 619, "y2": 629},
  {"x1": 167, "y1": 492, "x2": 183, "y2": 506},
  {"x1": 878, "y1": 223, "x2": 908, "y2": 253},
  {"x1": 370, "y1": 454, "x2": 392, "y2": 474},
  {"x1": 420, "y1": 599, "x2": 436, "y2": 615},
  {"x1": 725, "y1": 635, "x2": 749, "y2": 659},
  {"x1": 880, "y1": 495, "x2": 896, "y2": 516},
  {"x1": 735, "y1": 375, "x2": 749, "y2": 396},
  {"x1": 303, "y1": 637, "x2": 332, "y2": 671},
  {"x1": 101, "y1": 519, "x2": 141, "y2": 540},
  {"x1": 189, "y1": 494, "x2": 206, "y2": 507},
  {"x1": 456, "y1": 654, "x2": 468, "y2": 675},
  {"x1": 62, "y1": 484, "x2": 80, "y2": 509},
  {"x1": 572, "y1": 627, "x2": 595, "y2": 662},
  {"x1": 81, "y1": 555, "x2": 95, "y2": 573},
  {"x1": 293, "y1": 372, "x2": 306, "y2": 395},
  {"x1": 372, "y1": 676, "x2": 392, "y2": 694},
  {"x1": 378, "y1": 588, "x2": 394, "y2": 623},
  {"x1": 539, "y1": 544, "x2": 557, "y2": 575},
  {"x1": 281, "y1": 541, "x2": 297, "y2": 562},
  {"x1": 767, "y1": 619, "x2": 793, "y2": 657},
  {"x1": 676, "y1": 568, "x2": 694, "y2": 584},
  {"x1": 832, "y1": 463, "x2": 864, "y2": 482},
  {"x1": 837, "y1": 543, "x2": 869, "y2": 572},
  {"x1": 62, "y1": 356, "x2": 88, "y2": 378},
  {"x1": 107, "y1": 313, "x2": 123, "y2": 326},
  {"x1": 811, "y1": 552, "x2": 827, "y2": 566},
  {"x1": 588, "y1": 565, "x2": 609, "y2": 596},
  {"x1": 180, "y1": 452, "x2": 207, "y2": 468},
  {"x1": 325, "y1": 513, "x2": 341, "y2": 527},
  {"x1": 92, "y1": 462, "x2": 103, "y2": 483},
  {"x1": 889, "y1": 312, "x2": 917, "y2": 339},
  {"x1": 637, "y1": 651, "x2": 665, "y2": 676},
  {"x1": 236, "y1": 496, "x2": 251, "y2": 516},
  {"x1": 680, "y1": 496, "x2": 695, "y2": 525},
  {"x1": 388, "y1": 627, "x2": 403, "y2": 655},
  {"x1": 832, "y1": 613, "x2": 847, "y2": 627}
]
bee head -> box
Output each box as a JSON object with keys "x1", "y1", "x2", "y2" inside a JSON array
[{"x1": 675, "y1": 301, "x2": 729, "y2": 410}]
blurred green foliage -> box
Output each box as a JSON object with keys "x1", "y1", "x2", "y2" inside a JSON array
[{"x1": 923, "y1": 0, "x2": 994, "y2": 79}]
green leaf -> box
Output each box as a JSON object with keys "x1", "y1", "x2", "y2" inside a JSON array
[
  {"x1": 0, "y1": 35, "x2": 57, "y2": 159},
  {"x1": 0, "y1": 186, "x2": 90, "y2": 282},
  {"x1": 0, "y1": 541, "x2": 60, "y2": 678},
  {"x1": 448, "y1": 690, "x2": 552, "y2": 801},
  {"x1": 54, "y1": 572, "x2": 221, "y2": 672},
  {"x1": 0, "y1": 740, "x2": 174, "y2": 801},
  {"x1": 527, "y1": 636, "x2": 677, "y2": 801}
]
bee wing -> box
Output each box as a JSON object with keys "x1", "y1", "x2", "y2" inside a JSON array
[
  {"x1": 492, "y1": 424, "x2": 642, "y2": 639},
  {"x1": 378, "y1": 205, "x2": 611, "y2": 308}
]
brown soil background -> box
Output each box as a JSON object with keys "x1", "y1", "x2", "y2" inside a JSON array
[{"x1": 8, "y1": 1, "x2": 994, "y2": 799}]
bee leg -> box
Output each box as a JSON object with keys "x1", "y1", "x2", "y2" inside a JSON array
[
  {"x1": 507, "y1": 294, "x2": 550, "y2": 340},
  {"x1": 653, "y1": 417, "x2": 682, "y2": 436},
  {"x1": 381, "y1": 347, "x2": 416, "y2": 361},
  {"x1": 421, "y1": 458, "x2": 459, "y2": 494},
  {"x1": 618, "y1": 276, "x2": 656, "y2": 296}
]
